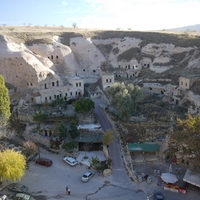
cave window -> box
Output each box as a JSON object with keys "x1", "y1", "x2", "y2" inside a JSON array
[
  {"x1": 49, "y1": 96, "x2": 51, "y2": 100},
  {"x1": 147, "y1": 64, "x2": 150, "y2": 68},
  {"x1": 119, "y1": 65, "x2": 121, "y2": 68},
  {"x1": 45, "y1": 97, "x2": 47, "y2": 101},
  {"x1": 27, "y1": 83, "x2": 29, "y2": 86},
  {"x1": 128, "y1": 65, "x2": 130, "y2": 69},
  {"x1": 48, "y1": 56, "x2": 50, "y2": 59},
  {"x1": 30, "y1": 83, "x2": 32, "y2": 86},
  {"x1": 76, "y1": 83, "x2": 78, "y2": 87},
  {"x1": 45, "y1": 130, "x2": 47, "y2": 136},
  {"x1": 76, "y1": 92, "x2": 77, "y2": 96},
  {"x1": 56, "y1": 81, "x2": 59, "y2": 86},
  {"x1": 45, "y1": 84, "x2": 47, "y2": 89},
  {"x1": 65, "y1": 93, "x2": 67, "y2": 96},
  {"x1": 54, "y1": 95, "x2": 56, "y2": 99},
  {"x1": 149, "y1": 87, "x2": 152, "y2": 90},
  {"x1": 79, "y1": 82, "x2": 81, "y2": 86},
  {"x1": 110, "y1": 79, "x2": 112, "y2": 82},
  {"x1": 181, "y1": 82, "x2": 183, "y2": 85},
  {"x1": 52, "y1": 82, "x2": 55, "y2": 86},
  {"x1": 161, "y1": 91, "x2": 164, "y2": 95},
  {"x1": 70, "y1": 92, "x2": 72, "y2": 96},
  {"x1": 51, "y1": 55, "x2": 53, "y2": 60},
  {"x1": 83, "y1": 69, "x2": 85, "y2": 71},
  {"x1": 60, "y1": 94, "x2": 62, "y2": 97},
  {"x1": 56, "y1": 55, "x2": 58, "y2": 59},
  {"x1": 185, "y1": 82, "x2": 187, "y2": 86},
  {"x1": 106, "y1": 79, "x2": 108, "y2": 83},
  {"x1": 93, "y1": 70, "x2": 96, "y2": 73}
]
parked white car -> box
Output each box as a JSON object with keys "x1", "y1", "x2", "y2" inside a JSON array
[
  {"x1": 81, "y1": 171, "x2": 95, "y2": 182},
  {"x1": 63, "y1": 156, "x2": 78, "y2": 166}
]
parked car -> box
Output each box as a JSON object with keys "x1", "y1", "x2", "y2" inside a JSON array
[
  {"x1": 35, "y1": 158, "x2": 53, "y2": 167},
  {"x1": 5, "y1": 193, "x2": 34, "y2": 200},
  {"x1": 81, "y1": 171, "x2": 94, "y2": 182},
  {"x1": 153, "y1": 192, "x2": 164, "y2": 200},
  {"x1": 63, "y1": 156, "x2": 78, "y2": 166},
  {"x1": 7, "y1": 183, "x2": 28, "y2": 193}
]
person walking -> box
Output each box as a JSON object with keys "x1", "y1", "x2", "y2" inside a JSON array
[
  {"x1": 67, "y1": 188, "x2": 71, "y2": 195},
  {"x1": 66, "y1": 186, "x2": 68, "y2": 194}
]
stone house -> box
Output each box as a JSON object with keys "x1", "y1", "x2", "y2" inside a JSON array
[
  {"x1": 35, "y1": 76, "x2": 84, "y2": 104},
  {"x1": 101, "y1": 73, "x2": 115, "y2": 91}
]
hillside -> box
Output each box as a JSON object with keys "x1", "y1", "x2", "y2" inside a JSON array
[{"x1": 0, "y1": 26, "x2": 200, "y2": 90}]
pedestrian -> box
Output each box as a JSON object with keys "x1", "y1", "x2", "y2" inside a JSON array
[
  {"x1": 66, "y1": 186, "x2": 68, "y2": 194},
  {"x1": 68, "y1": 188, "x2": 71, "y2": 195}
]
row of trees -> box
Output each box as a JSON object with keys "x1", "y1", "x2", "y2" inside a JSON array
[{"x1": 106, "y1": 82, "x2": 143, "y2": 120}]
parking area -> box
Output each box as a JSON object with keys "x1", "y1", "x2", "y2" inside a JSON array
[{"x1": 1, "y1": 148, "x2": 200, "y2": 200}]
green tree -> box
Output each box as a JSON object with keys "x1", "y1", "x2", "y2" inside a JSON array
[
  {"x1": 106, "y1": 82, "x2": 143, "y2": 120},
  {"x1": 0, "y1": 74, "x2": 11, "y2": 126},
  {"x1": 74, "y1": 99, "x2": 94, "y2": 113},
  {"x1": 0, "y1": 149, "x2": 26, "y2": 181},
  {"x1": 59, "y1": 122, "x2": 68, "y2": 140},
  {"x1": 33, "y1": 110, "x2": 48, "y2": 124},
  {"x1": 103, "y1": 129, "x2": 114, "y2": 146},
  {"x1": 171, "y1": 114, "x2": 200, "y2": 168},
  {"x1": 62, "y1": 141, "x2": 77, "y2": 152},
  {"x1": 69, "y1": 121, "x2": 78, "y2": 139}
]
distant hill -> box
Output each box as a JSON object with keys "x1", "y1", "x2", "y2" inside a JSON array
[{"x1": 167, "y1": 24, "x2": 200, "y2": 32}]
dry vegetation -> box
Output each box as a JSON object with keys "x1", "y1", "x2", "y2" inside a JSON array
[{"x1": 1, "y1": 25, "x2": 200, "y2": 47}]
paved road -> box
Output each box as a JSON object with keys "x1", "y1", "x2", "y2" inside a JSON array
[{"x1": 93, "y1": 98, "x2": 133, "y2": 188}]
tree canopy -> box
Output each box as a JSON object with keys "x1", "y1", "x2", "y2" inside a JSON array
[
  {"x1": 171, "y1": 114, "x2": 200, "y2": 168},
  {"x1": 103, "y1": 129, "x2": 114, "y2": 146},
  {"x1": 0, "y1": 149, "x2": 26, "y2": 181},
  {"x1": 73, "y1": 99, "x2": 94, "y2": 113},
  {"x1": 106, "y1": 82, "x2": 143, "y2": 120},
  {"x1": 0, "y1": 74, "x2": 11, "y2": 126}
]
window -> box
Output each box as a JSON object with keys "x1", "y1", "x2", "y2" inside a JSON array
[
  {"x1": 65, "y1": 93, "x2": 67, "y2": 96},
  {"x1": 70, "y1": 92, "x2": 72, "y2": 96},
  {"x1": 93, "y1": 70, "x2": 96, "y2": 72},
  {"x1": 185, "y1": 83, "x2": 187, "y2": 86},
  {"x1": 76, "y1": 83, "x2": 78, "y2": 87},
  {"x1": 54, "y1": 95, "x2": 56, "y2": 99},
  {"x1": 45, "y1": 84, "x2": 47, "y2": 89},
  {"x1": 83, "y1": 69, "x2": 85, "y2": 71},
  {"x1": 56, "y1": 55, "x2": 58, "y2": 59},
  {"x1": 27, "y1": 83, "x2": 29, "y2": 86},
  {"x1": 52, "y1": 82, "x2": 55, "y2": 86},
  {"x1": 181, "y1": 82, "x2": 183, "y2": 85},
  {"x1": 79, "y1": 82, "x2": 81, "y2": 86},
  {"x1": 51, "y1": 55, "x2": 53, "y2": 60},
  {"x1": 110, "y1": 79, "x2": 112, "y2": 82},
  {"x1": 45, "y1": 97, "x2": 47, "y2": 101},
  {"x1": 106, "y1": 79, "x2": 108, "y2": 83},
  {"x1": 56, "y1": 81, "x2": 59, "y2": 86},
  {"x1": 49, "y1": 96, "x2": 51, "y2": 100},
  {"x1": 60, "y1": 94, "x2": 62, "y2": 97},
  {"x1": 76, "y1": 92, "x2": 77, "y2": 96},
  {"x1": 31, "y1": 83, "x2": 32, "y2": 86}
]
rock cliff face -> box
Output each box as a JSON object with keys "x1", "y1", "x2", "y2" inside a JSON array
[{"x1": 0, "y1": 29, "x2": 200, "y2": 91}]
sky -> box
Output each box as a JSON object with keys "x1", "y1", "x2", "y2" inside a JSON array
[{"x1": 0, "y1": 0, "x2": 200, "y2": 31}]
